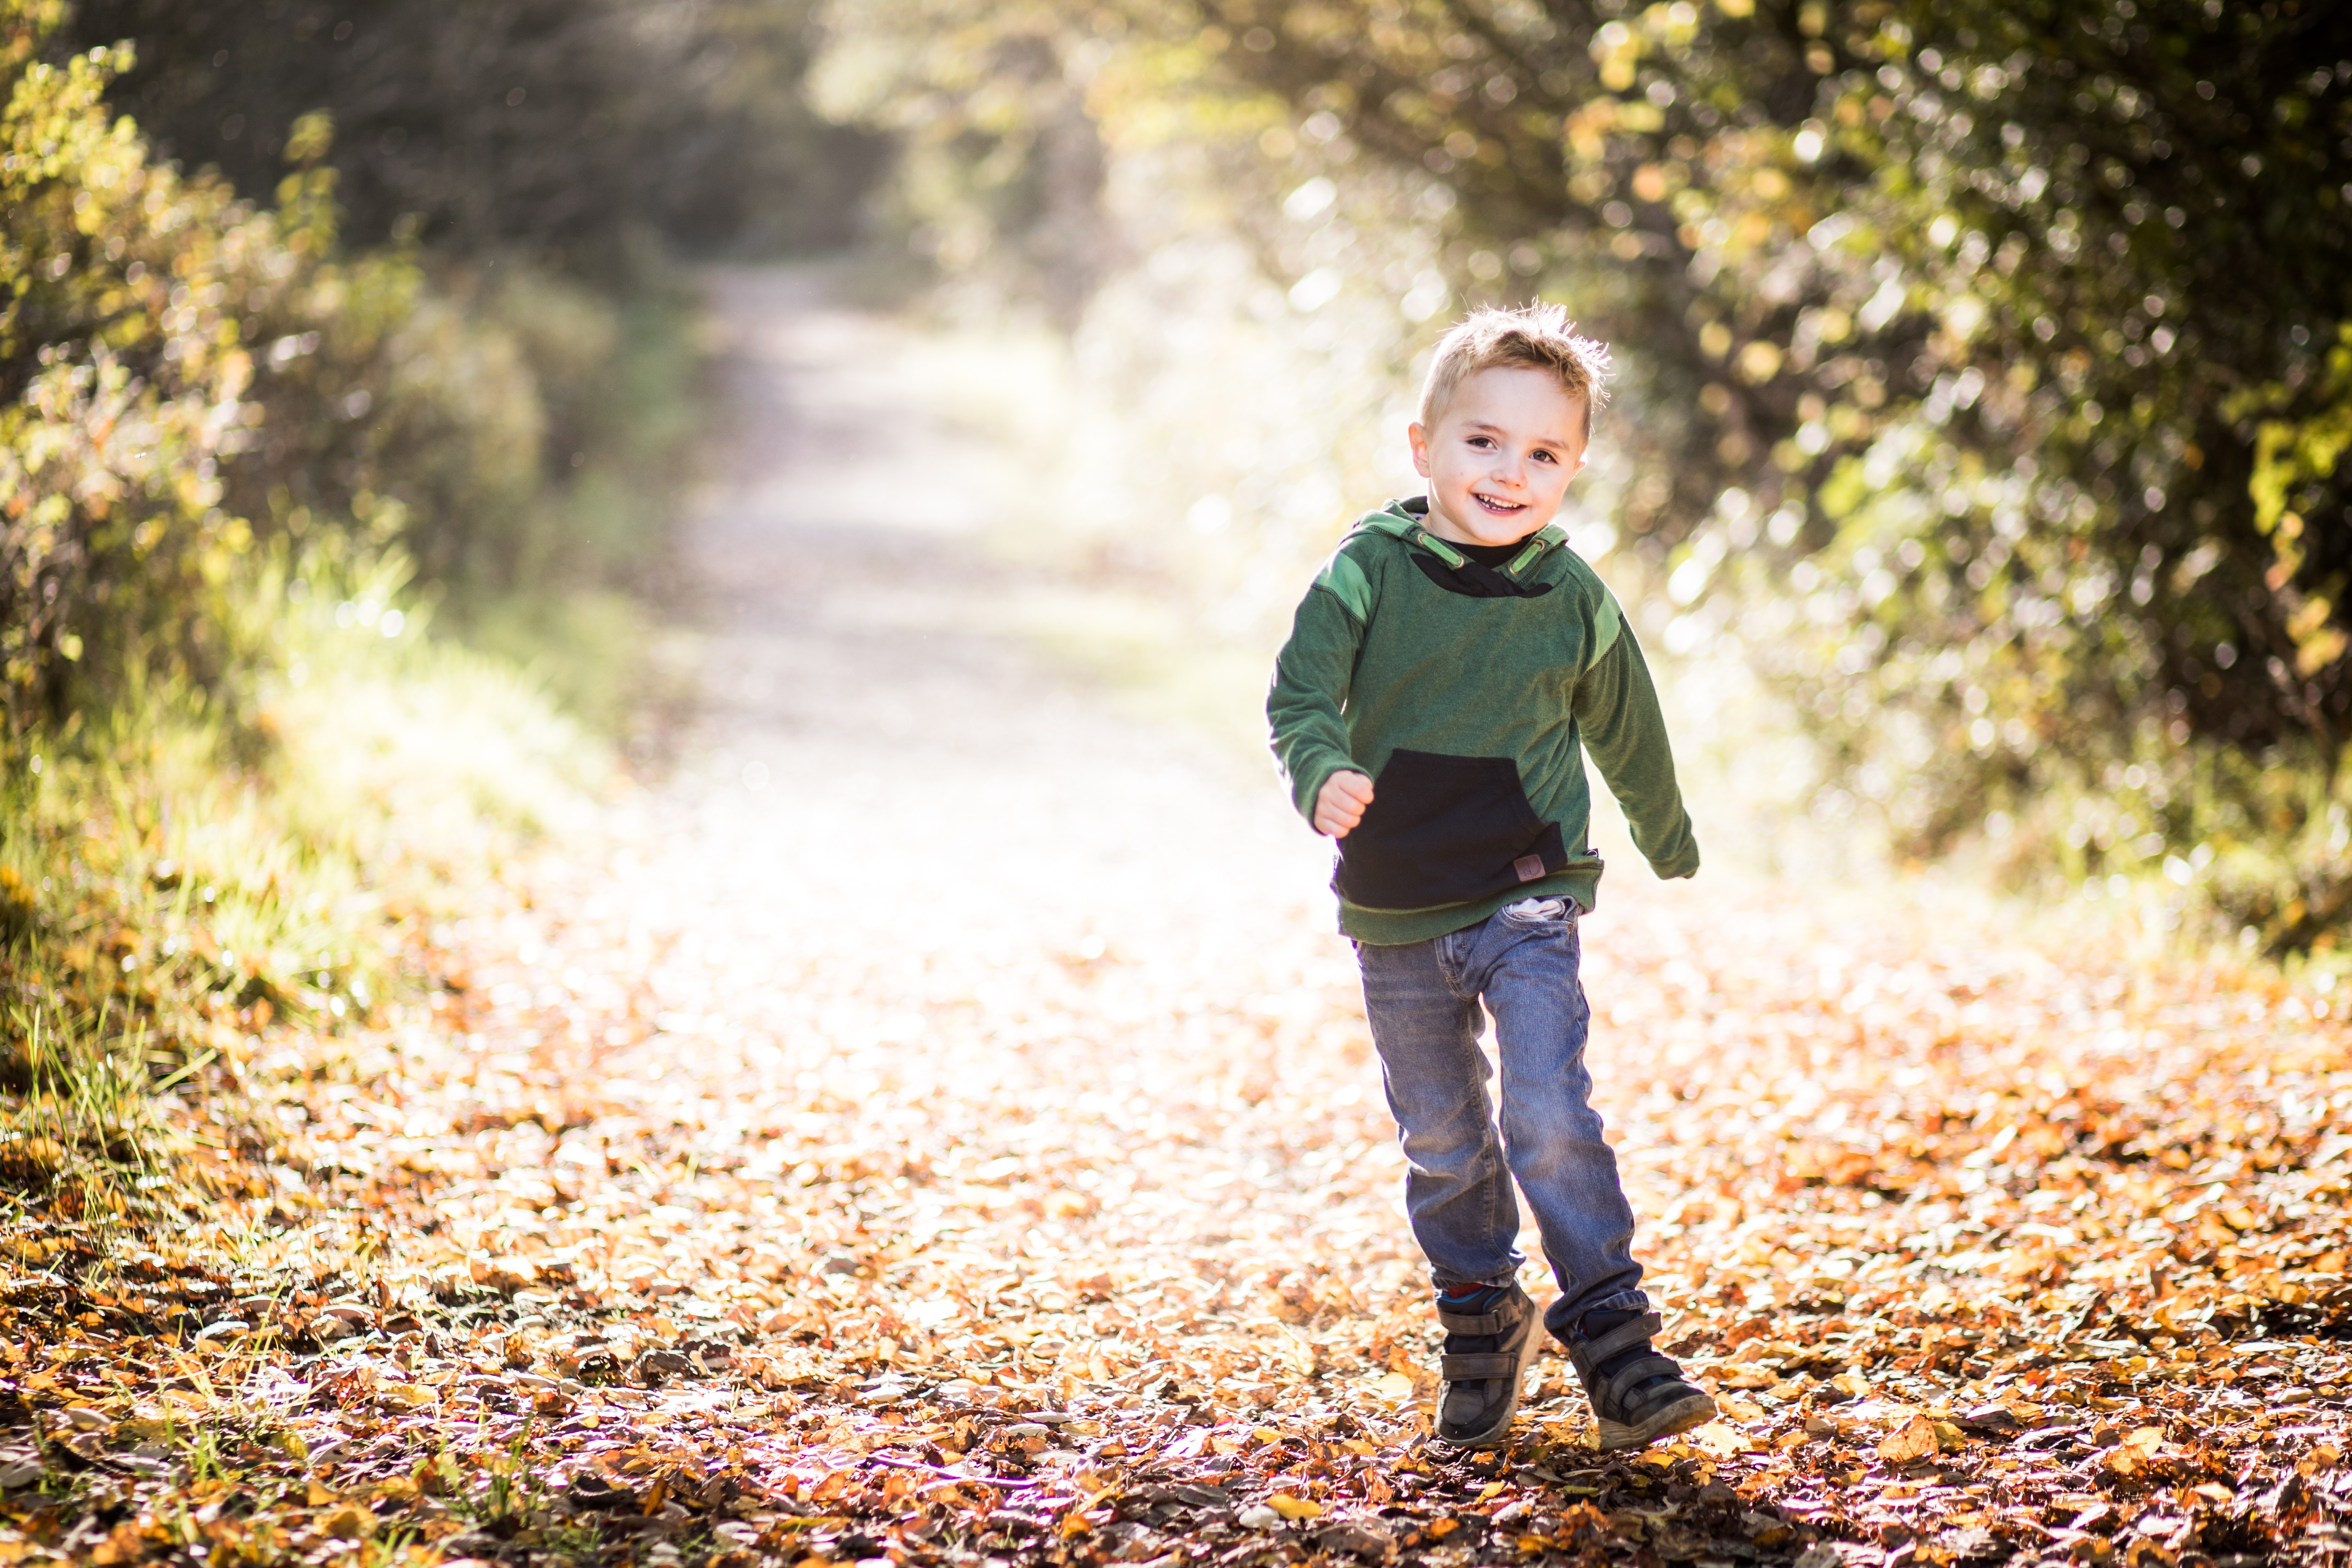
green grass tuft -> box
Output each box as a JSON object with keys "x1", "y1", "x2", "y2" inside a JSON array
[{"x1": 0, "y1": 539, "x2": 606, "y2": 1203}]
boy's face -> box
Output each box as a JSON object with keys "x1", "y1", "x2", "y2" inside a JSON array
[{"x1": 1407, "y1": 365, "x2": 1589, "y2": 549}]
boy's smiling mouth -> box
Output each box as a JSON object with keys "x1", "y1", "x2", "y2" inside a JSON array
[{"x1": 1473, "y1": 493, "x2": 1528, "y2": 516}]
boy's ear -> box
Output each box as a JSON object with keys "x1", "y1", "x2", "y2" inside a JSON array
[{"x1": 1407, "y1": 421, "x2": 1433, "y2": 478}]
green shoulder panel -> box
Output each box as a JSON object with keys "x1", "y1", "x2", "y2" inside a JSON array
[
  {"x1": 1311, "y1": 544, "x2": 1376, "y2": 623},
  {"x1": 1591, "y1": 584, "x2": 1623, "y2": 667},
  {"x1": 1349, "y1": 509, "x2": 1421, "y2": 542},
  {"x1": 1554, "y1": 548, "x2": 1624, "y2": 670}
]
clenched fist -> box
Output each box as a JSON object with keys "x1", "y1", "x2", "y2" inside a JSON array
[{"x1": 1315, "y1": 769, "x2": 1375, "y2": 838}]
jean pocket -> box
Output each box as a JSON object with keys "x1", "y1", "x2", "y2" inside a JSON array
[
  {"x1": 1500, "y1": 896, "x2": 1573, "y2": 924},
  {"x1": 1334, "y1": 749, "x2": 1565, "y2": 909}
]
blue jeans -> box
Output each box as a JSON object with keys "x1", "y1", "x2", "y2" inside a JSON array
[{"x1": 1356, "y1": 902, "x2": 1648, "y2": 1342}]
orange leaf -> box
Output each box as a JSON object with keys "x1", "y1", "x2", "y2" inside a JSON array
[{"x1": 1877, "y1": 1413, "x2": 1938, "y2": 1464}]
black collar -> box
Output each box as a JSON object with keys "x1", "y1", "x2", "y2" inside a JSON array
[{"x1": 1391, "y1": 503, "x2": 1556, "y2": 600}]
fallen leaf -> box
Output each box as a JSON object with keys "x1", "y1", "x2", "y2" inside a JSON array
[
  {"x1": 1878, "y1": 1413, "x2": 1939, "y2": 1464},
  {"x1": 1688, "y1": 1420, "x2": 1750, "y2": 1457},
  {"x1": 320, "y1": 1504, "x2": 374, "y2": 1540}
]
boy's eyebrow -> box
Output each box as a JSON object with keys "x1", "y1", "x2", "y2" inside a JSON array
[{"x1": 1458, "y1": 419, "x2": 1573, "y2": 447}]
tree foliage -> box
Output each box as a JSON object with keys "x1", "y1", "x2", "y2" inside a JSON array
[
  {"x1": 59, "y1": 0, "x2": 887, "y2": 262},
  {"x1": 0, "y1": 1, "x2": 714, "y2": 730},
  {"x1": 812, "y1": 0, "x2": 1113, "y2": 316},
  {"x1": 0, "y1": 5, "x2": 325, "y2": 721}
]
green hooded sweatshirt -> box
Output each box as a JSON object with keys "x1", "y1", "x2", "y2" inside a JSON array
[{"x1": 1267, "y1": 496, "x2": 1699, "y2": 944}]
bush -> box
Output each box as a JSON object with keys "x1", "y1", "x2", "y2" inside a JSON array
[{"x1": 2, "y1": 5, "x2": 701, "y2": 734}]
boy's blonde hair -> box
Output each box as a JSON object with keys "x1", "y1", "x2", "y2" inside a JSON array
[{"x1": 1418, "y1": 302, "x2": 1613, "y2": 439}]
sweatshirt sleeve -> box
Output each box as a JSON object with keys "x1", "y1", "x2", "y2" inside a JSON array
[
  {"x1": 1573, "y1": 598, "x2": 1700, "y2": 880},
  {"x1": 1267, "y1": 552, "x2": 1371, "y2": 825}
]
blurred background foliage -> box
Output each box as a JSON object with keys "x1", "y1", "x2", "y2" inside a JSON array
[
  {"x1": 813, "y1": 0, "x2": 2352, "y2": 954},
  {"x1": 0, "y1": 0, "x2": 875, "y2": 1147},
  {"x1": 4, "y1": 0, "x2": 890, "y2": 739},
  {"x1": 60, "y1": 0, "x2": 885, "y2": 262}
]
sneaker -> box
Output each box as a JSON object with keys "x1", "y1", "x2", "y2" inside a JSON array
[
  {"x1": 1432, "y1": 1283, "x2": 1544, "y2": 1448},
  {"x1": 1568, "y1": 1308, "x2": 1716, "y2": 1452}
]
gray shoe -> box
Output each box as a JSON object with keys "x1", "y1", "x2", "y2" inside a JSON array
[
  {"x1": 1568, "y1": 1309, "x2": 1715, "y2": 1452},
  {"x1": 1433, "y1": 1284, "x2": 1544, "y2": 1448}
]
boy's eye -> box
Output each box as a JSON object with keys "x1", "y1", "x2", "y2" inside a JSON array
[{"x1": 1531, "y1": 449, "x2": 1557, "y2": 464}]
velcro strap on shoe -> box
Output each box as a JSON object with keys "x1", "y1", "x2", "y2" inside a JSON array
[
  {"x1": 1436, "y1": 1308, "x2": 1512, "y2": 1336},
  {"x1": 1441, "y1": 1352, "x2": 1522, "y2": 1381},
  {"x1": 1568, "y1": 1312, "x2": 1663, "y2": 1376},
  {"x1": 1603, "y1": 1354, "x2": 1688, "y2": 1411}
]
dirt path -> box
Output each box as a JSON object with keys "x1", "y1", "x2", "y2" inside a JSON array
[{"x1": 23, "y1": 273, "x2": 2352, "y2": 1568}]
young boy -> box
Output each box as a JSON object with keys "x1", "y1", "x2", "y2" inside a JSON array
[{"x1": 1266, "y1": 303, "x2": 1714, "y2": 1452}]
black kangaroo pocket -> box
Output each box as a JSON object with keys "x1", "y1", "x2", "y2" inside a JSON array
[{"x1": 1335, "y1": 750, "x2": 1566, "y2": 910}]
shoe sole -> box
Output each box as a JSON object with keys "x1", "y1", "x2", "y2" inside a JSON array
[
  {"x1": 1435, "y1": 1306, "x2": 1548, "y2": 1450},
  {"x1": 1596, "y1": 1390, "x2": 1718, "y2": 1452}
]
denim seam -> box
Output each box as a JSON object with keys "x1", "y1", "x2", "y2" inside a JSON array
[
  {"x1": 1435, "y1": 929, "x2": 1471, "y2": 998},
  {"x1": 1479, "y1": 1078, "x2": 1504, "y2": 1278}
]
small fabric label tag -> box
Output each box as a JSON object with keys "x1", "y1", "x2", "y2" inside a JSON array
[{"x1": 1513, "y1": 854, "x2": 1545, "y2": 882}]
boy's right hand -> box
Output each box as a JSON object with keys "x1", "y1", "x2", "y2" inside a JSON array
[{"x1": 1315, "y1": 769, "x2": 1375, "y2": 838}]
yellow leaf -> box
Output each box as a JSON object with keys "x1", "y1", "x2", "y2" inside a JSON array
[
  {"x1": 1688, "y1": 1420, "x2": 1749, "y2": 1458},
  {"x1": 1426, "y1": 1518, "x2": 1460, "y2": 1538},
  {"x1": 1267, "y1": 1494, "x2": 1323, "y2": 1521},
  {"x1": 1373, "y1": 1371, "x2": 1414, "y2": 1400},
  {"x1": 1475, "y1": 1482, "x2": 1507, "y2": 1502},
  {"x1": 320, "y1": 1504, "x2": 373, "y2": 1540}
]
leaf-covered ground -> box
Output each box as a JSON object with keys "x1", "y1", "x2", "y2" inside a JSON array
[{"x1": 5, "y1": 272, "x2": 2350, "y2": 1568}]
